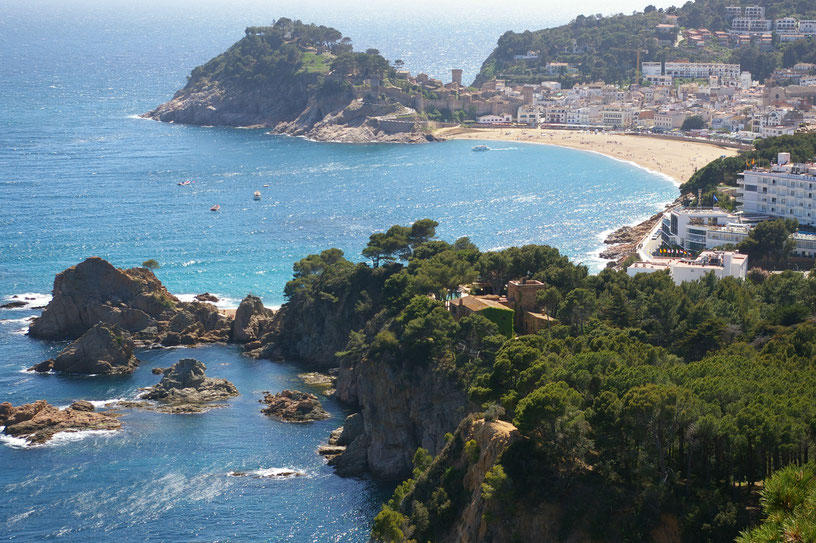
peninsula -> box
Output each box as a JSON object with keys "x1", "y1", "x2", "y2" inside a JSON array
[{"x1": 143, "y1": 19, "x2": 439, "y2": 143}]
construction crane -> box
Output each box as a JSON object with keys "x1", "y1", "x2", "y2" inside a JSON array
[{"x1": 611, "y1": 47, "x2": 648, "y2": 84}]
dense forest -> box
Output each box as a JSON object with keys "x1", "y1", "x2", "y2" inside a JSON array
[
  {"x1": 473, "y1": 0, "x2": 816, "y2": 86},
  {"x1": 276, "y1": 218, "x2": 816, "y2": 541},
  {"x1": 681, "y1": 132, "x2": 816, "y2": 196}
]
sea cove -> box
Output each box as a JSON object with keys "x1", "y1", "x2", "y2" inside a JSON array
[{"x1": 1, "y1": 1, "x2": 683, "y2": 541}]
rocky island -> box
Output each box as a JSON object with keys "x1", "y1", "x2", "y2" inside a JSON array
[
  {"x1": 141, "y1": 358, "x2": 239, "y2": 414},
  {"x1": 143, "y1": 19, "x2": 440, "y2": 143},
  {"x1": 31, "y1": 322, "x2": 140, "y2": 374},
  {"x1": 29, "y1": 257, "x2": 232, "y2": 347},
  {"x1": 259, "y1": 389, "x2": 329, "y2": 422}
]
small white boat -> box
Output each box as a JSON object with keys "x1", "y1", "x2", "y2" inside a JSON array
[
  {"x1": 253, "y1": 191, "x2": 261, "y2": 200},
  {"x1": 472, "y1": 145, "x2": 489, "y2": 152},
  {"x1": 177, "y1": 180, "x2": 191, "y2": 186},
  {"x1": 210, "y1": 204, "x2": 220, "y2": 212}
]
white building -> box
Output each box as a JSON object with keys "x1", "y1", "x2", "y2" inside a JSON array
[
  {"x1": 664, "y1": 62, "x2": 741, "y2": 85},
  {"x1": 800, "y1": 21, "x2": 816, "y2": 35},
  {"x1": 654, "y1": 110, "x2": 689, "y2": 130},
  {"x1": 601, "y1": 106, "x2": 635, "y2": 128},
  {"x1": 642, "y1": 62, "x2": 662, "y2": 77},
  {"x1": 662, "y1": 208, "x2": 743, "y2": 252},
  {"x1": 477, "y1": 114, "x2": 512, "y2": 124},
  {"x1": 627, "y1": 251, "x2": 748, "y2": 283},
  {"x1": 744, "y1": 5, "x2": 765, "y2": 19},
  {"x1": 738, "y1": 153, "x2": 816, "y2": 226},
  {"x1": 732, "y1": 17, "x2": 773, "y2": 32},
  {"x1": 517, "y1": 105, "x2": 543, "y2": 126},
  {"x1": 775, "y1": 17, "x2": 799, "y2": 34}
]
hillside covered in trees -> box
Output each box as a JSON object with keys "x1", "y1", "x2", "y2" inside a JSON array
[
  {"x1": 267, "y1": 218, "x2": 816, "y2": 542},
  {"x1": 473, "y1": 0, "x2": 816, "y2": 87},
  {"x1": 143, "y1": 19, "x2": 435, "y2": 142}
]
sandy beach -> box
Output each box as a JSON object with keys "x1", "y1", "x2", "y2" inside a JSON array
[{"x1": 439, "y1": 127, "x2": 740, "y2": 184}]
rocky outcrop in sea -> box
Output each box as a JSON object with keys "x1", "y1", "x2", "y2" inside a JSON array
[
  {"x1": 230, "y1": 295, "x2": 274, "y2": 343},
  {"x1": 259, "y1": 390, "x2": 329, "y2": 423},
  {"x1": 141, "y1": 358, "x2": 239, "y2": 413},
  {"x1": 28, "y1": 257, "x2": 232, "y2": 347},
  {"x1": 0, "y1": 400, "x2": 121, "y2": 445},
  {"x1": 31, "y1": 322, "x2": 139, "y2": 375}
]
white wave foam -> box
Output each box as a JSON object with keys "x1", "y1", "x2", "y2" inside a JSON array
[
  {"x1": 227, "y1": 467, "x2": 305, "y2": 479},
  {"x1": 175, "y1": 293, "x2": 243, "y2": 309},
  {"x1": 1, "y1": 293, "x2": 51, "y2": 310},
  {"x1": 88, "y1": 398, "x2": 127, "y2": 409},
  {"x1": 6, "y1": 508, "x2": 36, "y2": 524},
  {"x1": 0, "y1": 429, "x2": 118, "y2": 449}
]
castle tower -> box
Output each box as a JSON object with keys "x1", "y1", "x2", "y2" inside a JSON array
[{"x1": 451, "y1": 69, "x2": 463, "y2": 86}]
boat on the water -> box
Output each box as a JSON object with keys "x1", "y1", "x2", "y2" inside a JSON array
[
  {"x1": 210, "y1": 204, "x2": 220, "y2": 212},
  {"x1": 472, "y1": 145, "x2": 489, "y2": 152},
  {"x1": 177, "y1": 180, "x2": 191, "y2": 186},
  {"x1": 253, "y1": 191, "x2": 261, "y2": 200}
]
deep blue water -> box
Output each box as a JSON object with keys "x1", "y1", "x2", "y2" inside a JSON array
[{"x1": 0, "y1": 1, "x2": 677, "y2": 541}]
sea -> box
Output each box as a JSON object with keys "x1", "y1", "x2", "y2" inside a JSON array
[{"x1": 0, "y1": 0, "x2": 677, "y2": 540}]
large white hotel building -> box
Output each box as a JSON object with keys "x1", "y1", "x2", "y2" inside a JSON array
[{"x1": 737, "y1": 152, "x2": 816, "y2": 226}]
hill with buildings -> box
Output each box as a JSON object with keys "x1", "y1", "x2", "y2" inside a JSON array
[
  {"x1": 143, "y1": 19, "x2": 441, "y2": 142},
  {"x1": 473, "y1": 0, "x2": 816, "y2": 87}
]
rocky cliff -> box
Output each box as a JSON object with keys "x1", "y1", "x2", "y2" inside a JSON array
[
  {"x1": 331, "y1": 356, "x2": 471, "y2": 480},
  {"x1": 29, "y1": 257, "x2": 231, "y2": 346},
  {"x1": 32, "y1": 322, "x2": 140, "y2": 375}
]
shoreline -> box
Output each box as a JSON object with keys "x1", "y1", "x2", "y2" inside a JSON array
[
  {"x1": 440, "y1": 127, "x2": 739, "y2": 184},
  {"x1": 441, "y1": 127, "x2": 740, "y2": 266}
]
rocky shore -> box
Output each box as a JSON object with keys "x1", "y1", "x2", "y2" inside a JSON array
[
  {"x1": 599, "y1": 200, "x2": 680, "y2": 265},
  {"x1": 0, "y1": 400, "x2": 121, "y2": 445}
]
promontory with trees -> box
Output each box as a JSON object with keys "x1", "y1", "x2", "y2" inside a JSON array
[
  {"x1": 235, "y1": 217, "x2": 816, "y2": 542},
  {"x1": 143, "y1": 19, "x2": 439, "y2": 142}
]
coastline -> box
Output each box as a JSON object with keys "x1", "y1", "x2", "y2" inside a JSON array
[{"x1": 439, "y1": 127, "x2": 739, "y2": 184}]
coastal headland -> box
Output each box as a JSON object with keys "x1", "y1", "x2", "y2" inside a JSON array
[{"x1": 439, "y1": 126, "x2": 739, "y2": 184}]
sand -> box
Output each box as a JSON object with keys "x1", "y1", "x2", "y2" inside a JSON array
[{"x1": 439, "y1": 127, "x2": 740, "y2": 184}]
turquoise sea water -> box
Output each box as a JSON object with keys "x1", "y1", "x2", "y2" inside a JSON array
[{"x1": 0, "y1": 1, "x2": 677, "y2": 540}]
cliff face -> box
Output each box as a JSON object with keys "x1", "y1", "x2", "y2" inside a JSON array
[{"x1": 333, "y1": 357, "x2": 471, "y2": 480}]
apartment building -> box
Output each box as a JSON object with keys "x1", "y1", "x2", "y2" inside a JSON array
[{"x1": 737, "y1": 152, "x2": 816, "y2": 226}]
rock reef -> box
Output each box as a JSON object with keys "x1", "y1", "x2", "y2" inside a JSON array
[
  {"x1": 259, "y1": 390, "x2": 329, "y2": 422},
  {"x1": 0, "y1": 400, "x2": 121, "y2": 445},
  {"x1": 141, "y1": 358, "x2": 239, "y2": 413}
]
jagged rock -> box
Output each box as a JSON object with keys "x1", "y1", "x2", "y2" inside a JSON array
[
  {"x1": 0, "y1": 300, "x2": 27, "y2": 309},
  {"x1": 29, "y1": 359, "x2": 54, "y2": 373},
  {"x1": 260, "y1": 390, "x2": 329, "y2": 422},
  {"x1": 141, "y1": 358, "x2": 238, "y2": 413},
  {"x1": 28, "y1": 257, "x2": 232, "y2": 347},
  {"x1": 151, "y1": 367, "x2": 165, "y2": 375},
  {"x1": 43, "y1": 322, "x2": 140, "y2": 375},
  {"x1": 68, "y1": 400, "x2": 95, "y2": 412},
  {"x1": 336, "y1": 412, "x2": 364, "y2": 446},
  {"x1": 194, "y1": 293, "x2": 219, "y2": 303},
  {"x1": 330, "y1": 434, "x2": 370, "y2": 477},
  {"x1": 230, "y1": 295, "x2": 274, "y2": 343},
  {"x1": 0, "y1": 400, "x2": 121, "y2": 445}
]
